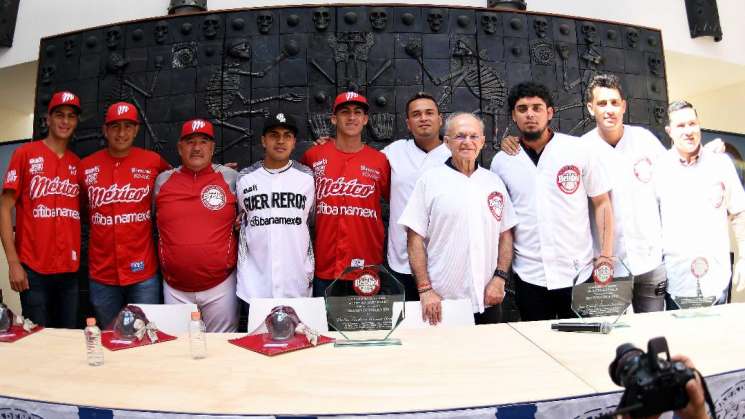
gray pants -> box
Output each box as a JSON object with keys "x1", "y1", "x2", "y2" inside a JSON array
[{"x1": 632, "y1": 264, "x2": 667, "y2": 313}]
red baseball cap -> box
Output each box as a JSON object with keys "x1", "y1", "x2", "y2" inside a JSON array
[
  {"x1": 332, "y1": 91, "x2": 369, "y2": 113},
  {"x1": 180, "y1": 119, "x2": 215, "y2": 140},
  {"x1": 105, "y1": 101, "x2": 139, "y2": 124},
  {"x1": 48, "y1": 91, "x2": 81, "y2": 114}
]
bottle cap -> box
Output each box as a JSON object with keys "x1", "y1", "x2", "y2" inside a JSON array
[
  {"x1": 191, "y1": 311, "x2": 201, "y2": 321},
  {"x1": 86, "y1": 317, "x2": 96, "y2": 326}
]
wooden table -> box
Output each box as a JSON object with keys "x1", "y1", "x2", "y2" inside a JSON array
[
  {"x1": 2, "y1": 304, "x2": 744, "y2": 416},
  {"x1": 509, "y1": 303, "x2": 745, "y2": 393},
  {"x1": 0, "y1": 324, "x2": 594, "y2": 415}
]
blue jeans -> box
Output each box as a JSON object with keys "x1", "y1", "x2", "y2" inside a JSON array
[
  {"x1": 89, "y1": 275, "x2": 161, "y2": 329},
  {"x1": 20, "y1": 265, "x2": 79, "y2": 328}
]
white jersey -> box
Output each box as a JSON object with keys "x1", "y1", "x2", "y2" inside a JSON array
[
  {"x1": 490, "y1": 132, "x2": 611, "y2": 290},
  {"x1": 582, "y1": 125, "x2": 666, "y2": 276},
  {"x1": 398, "y1": 162, "x2": 517, "y2": 313},
  {"x1": 382, "y1": 139, "x2": 451, "y2": 274},
  {"x1": 655, "y1": 148, "x2": 745, "y2": 298},
  {"x1": 236, "y1": 161, "x2": 315, "y2": 301}
]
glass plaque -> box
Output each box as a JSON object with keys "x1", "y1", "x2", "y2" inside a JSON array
[
  {"x1": 324, "y1": 264, "x2": 405, "y2": 347},
  {"x1": 571, "y1": 260, "x2": 633, "y2": 320},
  {"x1": 672, "y1": 257, "x2": 718, "y2": 310}
]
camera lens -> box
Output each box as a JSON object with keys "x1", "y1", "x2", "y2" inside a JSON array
[{"x1": 609, "y1": 343, "x2": 644, "y2": 386}]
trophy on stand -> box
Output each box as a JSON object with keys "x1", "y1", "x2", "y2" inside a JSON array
[
  {"x1": 324, "y1": 264, "x2": 406, "y2": 347},
  {"x1": 670, "y1": 257, "x2": 718, "y2": 311},
  {"x1": 551, "y1": 258, "x2": 634, "y2": 333}
]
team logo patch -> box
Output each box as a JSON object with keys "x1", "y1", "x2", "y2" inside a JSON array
[
  {"x1": 29, "y1": 157, "x2": 44, "y2": 175},
  {"x1": 201, "y1": 185, "x2": 226, "y2": 210},
  {"x1": 352, "y1": 272, "x2": 381, "y2": 296},
  {"x1": 61, "y1": 92, "x2": 76, "y2": 103},
  {"x1": 593, "y1": 260, "x2": 614, "y2": 286},
  {"x1": 130, "y1": 261, "x2": 145, "y2": 273},
  {"x1": 691, "y1": 257, "x2": 709, "y2": 278},
  {"x1": 5, "y1": 170, "x2": 17, "y2": 184},
  {"x1": 312, "y1": 159, "x2": 327, "y2": 177},
  {"x1": 487, "y1": 191, "x2": 504, "y2": 221},
  {"x1": 556, "y1": 165, "x2": 581, "y2": 194},
  {"x1": 633, "y1": 157, "x2": 653, "y2": 183},
  {"x1": 709, "y1": 181, "x2": 725, "y2": 208},
  {"x1": 117, "y1": 104, "x2": 130, "y2": 115},
  {"x1": 191, "y1": 119, "x2": 206, "y2": 131}
]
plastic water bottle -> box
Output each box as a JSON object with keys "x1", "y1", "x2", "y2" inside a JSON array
[
  {"x1": 84, "y1": 317, "x2": 104, "y2": 366},
  {"x1": 189, "y1": 311, "x2": 207, "y2": 359}
]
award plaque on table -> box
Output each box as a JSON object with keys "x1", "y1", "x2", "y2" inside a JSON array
[
  {"x1": 324, "y1": 264, "x2": 406, "y2": 347},
  {"x1": 671, "y1": 257, "x2": 718, "y2": 311},
  {"x1": 571, "y1": 259, "x2": 633, "y2": 321}
]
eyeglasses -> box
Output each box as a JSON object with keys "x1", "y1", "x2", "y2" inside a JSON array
[{"x1": 446, "y1": 134, "x2": 483, "y2": 142}]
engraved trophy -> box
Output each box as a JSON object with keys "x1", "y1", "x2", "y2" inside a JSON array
[
  {"x1": 324, "y1": 264, "x2": 406, "y2": 347},
  {"x1": 671, "y1": 257, "x2": 718, "y2": 310},
  {"x1": 570, "y1": 258, "x2": 634, "y2": 327}
]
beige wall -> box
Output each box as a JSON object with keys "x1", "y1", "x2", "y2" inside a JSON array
[
  {"x1": 689, "y1": 82, "x2": 745, "y2": 135},
  {"x1": 0, "y1": 110, "x2": 33, "y2": 142}
]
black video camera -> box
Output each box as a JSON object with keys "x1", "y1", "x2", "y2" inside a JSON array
[{"x1": 608, "y1": 336, "x2": 696, "y2": 418}]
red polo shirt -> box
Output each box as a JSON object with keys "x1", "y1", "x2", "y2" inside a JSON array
[
  {"x1": 79, "y1": 147, "x2": 170, "y2": 285},
  {"x1": 154, "y1": 164, "x2": 238, "y2": 292},
  {"x1": 3, "y1": 140, "x2": 81, "y2": 274},
  {"x1": 301, "y1": 142, "x2": 390, "y2": 280}
]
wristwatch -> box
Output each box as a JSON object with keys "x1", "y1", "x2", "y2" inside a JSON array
[{"x1": 493, "y1": 269, "x2": 509, "y2": 281}]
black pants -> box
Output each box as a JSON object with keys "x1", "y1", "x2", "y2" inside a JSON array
[
  {"x1": 515, "y1": 275, "x2": 576, "y2": 321},
  {"x1": 474, "y1": 304, "x2": 504, "y2": 324},
  {"x1": 20, "y1": 265, "x2": 79, "y2": 328},
  {"x1": 390, "y1": 270, "x2": 420, "y2": 302}
]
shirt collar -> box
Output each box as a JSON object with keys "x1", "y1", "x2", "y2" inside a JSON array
[
  {"x1": 445, "y1": 157, "x2": 481, "y2": 173},
  {"x1": 180, "y1": 164, "x2": 215, "y2": 176},
  {"x1": 677, "y1": 146, "x2": 703, "y2": 167}
]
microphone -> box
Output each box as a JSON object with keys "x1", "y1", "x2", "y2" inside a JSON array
[{"x1": 551, "y1": 321, "x2": 612, "y2": 334}]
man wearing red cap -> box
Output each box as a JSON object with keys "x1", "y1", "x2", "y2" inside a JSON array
[
  {"x1": 154, "y1": 119, "x2": 239, "y2": 331},
  {"x1": 301, "y1": 92, "x2": 391, "y2": 296},
  {"x1": 79, "y1": 101, "x2": 171, "y2": 328},
  {"x1": 0, "y1": 91, "x2": 82, "y2": 328}
]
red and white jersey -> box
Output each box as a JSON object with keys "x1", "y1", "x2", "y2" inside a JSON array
[
  {"x1": 399, "y1": 162, "x2": 517, "y2": 313},
  {"x1": 155, "y1": 164, "x2": 238, "y2": 293},
  {"x1": 2, "y1": 141, "x2": 81, "y2": 274},
  {"x1": 382, "y1": 139, "x2": 450, "y2": 274},
  {"x1": 79, "y1": 147, "x2": 170, "y2": 286},
  {"x1": 236, "y1": 161, "x2": 315, "y2": 300},
  {"x1": 300, "y1": 142, "x2": 390, "y2": 280},
  {"x1": 490, "y1": 132, "x2": 611, "y2": 290},
  {"x1": 582, "y1": 125, "x2": 666, "y2": 276},
  {"x1": 655, "y1": 148, "x2": 745, "y2": 298}
]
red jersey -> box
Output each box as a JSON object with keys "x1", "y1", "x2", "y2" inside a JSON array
[
  {"x1": 79, "y1": 147, "x2": 170, "y2": 286},
  {"x1": 301, "y1": 142, "x2": 390, "y2": 280},
  {"x1": 2, "y1": 141, "x2": 81, "y2": 274},
  {"x1": 154, "y1": 164, "x2": 238, "y2": 292}
]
